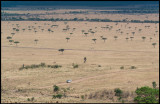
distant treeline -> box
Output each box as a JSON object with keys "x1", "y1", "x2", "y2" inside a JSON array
[{"x1": 1, "y1": 17, "x2": 159, "y2": 23}]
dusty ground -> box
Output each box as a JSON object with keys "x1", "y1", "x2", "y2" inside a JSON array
[{"x1": 1, "y1": 18, "x2": 159, "y2": 103}]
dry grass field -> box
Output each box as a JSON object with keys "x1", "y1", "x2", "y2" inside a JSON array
[{"x1": 1, "y1": 9, "x2": 159, "y2": 103}]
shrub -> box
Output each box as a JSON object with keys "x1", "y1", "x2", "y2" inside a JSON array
[
  {"x1": 152, "y1": 81, "x2": 157, "y2": 89},
  {"x1": 81, "y1": 95, "x2": 85, "y2": 99},
  {"x1": 31, "y1": 97, "x2": 34, "y2": 101},
  {"x1": 53, "y1": 85, "x2": 59, "y2": 92},
  {"x1": 52, "y1": 94, "x2": 62, "y2": 99},
  {"x1": 72, "y1": 63, "x2": 79, "y2": 68},
  {"x1": 134, "y1": 86, "x2": 159, "y2": 103},
  {"x1": 120, "y1": 66, "x2": 124, "y2": 69},
  {"x1": 40, "y1": 62, "x2": 46, "y2": 67},
  {"x1": 114, "y1": 88, "x2": 123, "y2": 97},
  {"x1": 130, "y1": 66, "x2": 136, "y2": 69},
  {"x1": 27, "y1": 98, "x2": 30, "y2": 101}
]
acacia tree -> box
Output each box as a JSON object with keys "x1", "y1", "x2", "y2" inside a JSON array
[
  {"x1": 102, "y1": 38, "x2": 107, "y2": 42},
  {"x1": 34, "y1": 39, "x2": 39, "y2": 44},
  {"x1": 7, "y1": 36, "x2": 12, "y2": 40},
  {"x1": 150, "y1": 37, "x2": 152, "y2": 42},
  {"x1": 152, "y1": 43, "x2": 157, "y2": 48},
  {"x1": 9, "y1": 40, "x2": 14, "y2": 45},
  {"x1": 34, "y1": 31, "x2": 37, "y2": 34},
  {"x1": 11, "y1": 33, "x2": 15, "y2": 37},
  {"x1": 126, "y1": 37, "x2": 129, "y2": 41},
  {"x1": 14, "y1": 41, "x2": 20, "y2": 46},
  {"x1": 41, "y1": 29, "x2": 44, "y2": 32},
  {"x1": 114, "y1": 36, "x2": 118, "y2": 40},
  {"x1": 132, "y1": 32, "x2": 135, "y2": 36},
  {"x1": 66, "y1": 37, "x2": 70, "y2": 42},
  {"x1": 142, "y1": 36, "x2": 146, "y2": 42},
  {"x1": 58, "y1": 49, "x2": 64, "y2": 54},
  {"x1": 84, "y1": 33, "x2": 88, "y2": 37},
  {"x1": 22, "y1": 29, "x2": 25, "y2": 32},
  {"x1": 92, "y1": 38, "x2": 97, "y2": 44},
  {"x1": 130, "y1": 37, "x2": 134, "y2": 41},
  {"x1": 82, "y1": 30, "x2": 85, "y2": 34}
]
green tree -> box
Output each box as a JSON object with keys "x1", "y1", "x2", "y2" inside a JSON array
[
  {"x1": 130, "y1": 37, "x2": 134, "y2": 41},
  {"x1": 134, "y1": 86, "x2": 159, "y2": 103},
  {"x1": 14, "y1": 41, "x2": 20, "y2": 46},
  {"x1": 66, "y1": 37, "x2": 70, "y2": 42},
  {"x1": 150, "y1": 37, "x2": 152, "y2": 42},
  {"x1": 34, "y1": 39, "x2": 38, "y2": 44},
  {"x1": 152, "y1": 81, "x2": 157, "y2": 89},
  {"x1": 114, "y1": 36, "x2": 118, "y2": 40},
  {"x1": 142, "y1": 36, "x2": 146, "y2": 42},
  {"x1": 92, "y1": 38, "x2": 97, "y2": 44},
  {"x1": 132, "y1": 32, "x2": 135, "y2": 36},
  {"x1": 102, "y1": 38, "x2": 107, "y2": 42},
  {"x1": 7, "y1": 36, "x2": 12, "y2": 40},
  {"x1": 22, "y1": 29, "x2": 25, "y2": 32},
  {"x1": 152, "y1": 43, "x2": 157, "y2": 48},
  {"x1": 126, "y1": 37, "x2": 129, "y2": 41},
  {"x1": 114, "y1": 88, "x2": 123, "y2": 97},
  {"x1": 84, "y1": 33, "x2": 88, "y2": 37},
  {"x1": 9, "y1": 40, "x2": 14, "y2": 45},
  {"x1": 58, "y1": 49, "x2": 64, "y2": 54},
  {"x1": 11, "y1": 33, "x2": 15, "y2": 37},
  {"x1": 53, "y1": 85, "x2": 59, "y2": 92}
]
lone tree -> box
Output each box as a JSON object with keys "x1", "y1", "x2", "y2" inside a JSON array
[
  {"x1": 152, "y1": 43, "x2": 157, "y2": 48},
  {"x1": 150, "y1": 37, "x2": 152, "y2": 42},
  {"x1": 82, "y1": 30, "x2": 85, "y2": 34},
  {"x1": 53, "y1": 85, "x2": 59, "y2": 93},
  {"x1": 92, "y1": 38, "x2": 97, "y2": 44},
  {"x1": 11, "y1": 33, "x2": 15, "y2": 37},
  {"x1": 126, "y1": 37, "x2": 129, "y2": 41},
  {"x1": 84, "y1": 33, "x2": 88, "y2": 37},
  {"x1": 9, "y1": 40, "x2": 14, "y2": 45},
  {"x1": 152, "y1": 81, "x2": 157, "y2": 89},
  {"x1": 66, "y1": 37, "x2": 70, "y2": 42},
  {"x1": 34, "y1": 31, "x2": 37, "y2": 34},
  {"x1": 34, "y1": 39, "x2": 39, "y2": 44},
  {"x1": 22, "y1": 29, "x2": 25, "y2": 32},
  {"x1": 114, "y1": 36, "x2": 118, "y2": 40},
  {"x1": 132, "y1": 32, "x2": 135, "y2": 36},
  {"x1": 142, "y1": 36, "x2": 146, "y2": 42},
  {"x1": 102, "y1": 38, "x2": 107, "y2": 42},
  {"x1": 130, "y1": 37, "x2": 134, "y2": 41},
  {"x1": 14, "y1": 41, "x2": 20, "y2": 46},
  {"x1": 7, "y1": 36, "x2": 12, "y2": 40},
  {"x1": 41, "y1": 29, "x2": 44, "y2": 32},
  {"x1": 58, "y1": 49, "x2": 64, "y2": 54}
]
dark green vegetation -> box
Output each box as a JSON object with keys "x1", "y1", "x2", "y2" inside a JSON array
[
  {"x1": 19, "y1": 63, "x2": 62, "y2": 70},
  {"x1": 134, "y1": 86, "x2": 159, "y2": 103},
  {"x1": 1, "y1": 17, "x2": 159, "y2": 23}
]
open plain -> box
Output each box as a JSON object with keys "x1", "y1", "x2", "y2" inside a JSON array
[{"x1": 1, "y1": 7, "x2": 159, "y2": 103}]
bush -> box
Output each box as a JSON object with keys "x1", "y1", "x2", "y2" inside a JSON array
[
  {"x1": 114, "y1": 88, "x2": 123, "y2": 97},
  {"x1": 53, "y1": 85, "x2": 59, "y2": 92},
  {"x1": 130, "y1": 66, "x2": 136, "y2": 69},
  {"x1": 19, "y1": 63, "x2": 62, "y2": 70},
  {"x1": 152, "y1": 81, "x2": 157, "y2": 89},
  {"x1": 52, "y1": 94, "x2": 62, "y2": 99},
  {"x1": 134, "y1": 86, "x2": 159, "y2": 103},
  {"x1": 72, "y1": 63, "x2": 79, "y2": 68},
  {"x1": 120, "y1": 66, "x2": 124, "y2": 69},
  {"x1": 81, "y1": 95, "x2": 85, "y2": 99}
]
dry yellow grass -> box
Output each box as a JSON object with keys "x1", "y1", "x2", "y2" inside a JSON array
[{"x1": 1, "y1": 15, "x2": 159, "y2": 103}]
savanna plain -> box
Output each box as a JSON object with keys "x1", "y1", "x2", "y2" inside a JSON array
[{"x1": 1, "y1": 8, "x2": 159, "y2": 103}]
